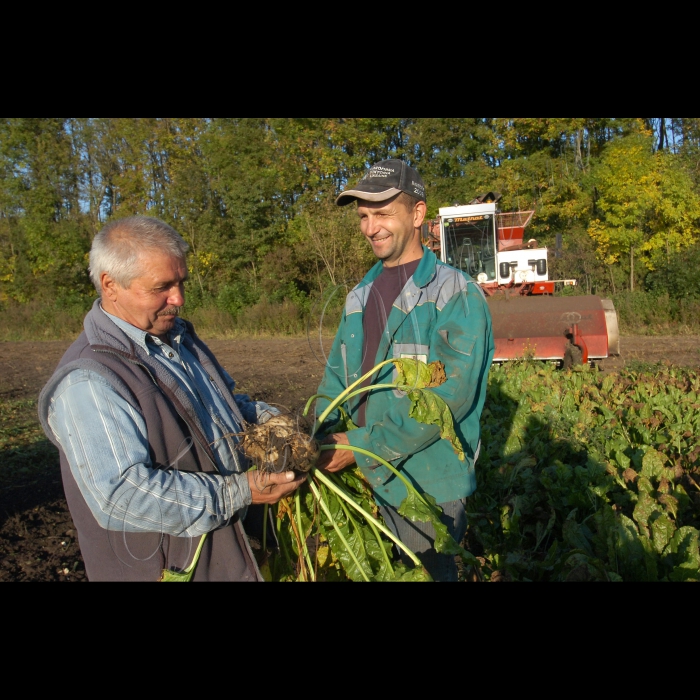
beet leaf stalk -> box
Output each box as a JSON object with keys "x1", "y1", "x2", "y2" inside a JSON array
[
  {"x1": 312, "y1": 359, "x2": 396, "y2": 433},
  {"x1": 318, "y1": 445, "x2": 477, "y2": 566},
  {"x1": 308, "y1": 357, "x2": 464, "y2": 462},
  {"x1": 159, "y1": 532, "x2": 208, "y2": 582},
  {"x1": 307, "y1": 479, "x2": 370, "y2": 581},
  {"x1": 251, "y1": 358, "x2": 475, "y2": 581},
  {"x1": 296, "y1": 490, "x2": 315, "y2": 581},
  {"x1": 311, "y1": 464, "x2": 422, "y2": 569}
]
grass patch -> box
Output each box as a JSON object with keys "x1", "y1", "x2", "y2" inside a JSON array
[
  {"x1": 625, "y1": 360, "x2": 668, "y2": 374},
  {"x1": 0, "y1": 298, "x2": 89, "y2": 342},
  {"x1": 188, "y1": 300, "x2": 309, "y2": 338},
  {"x1": 3, "y1": 291, "x2": 700, "y2": 341},
  {"x1": 1, "y1": 297, "x2": 345, "y2": 341},
  {"x1": 612, "y1": 291, "x2": 700, "y2": 335}
]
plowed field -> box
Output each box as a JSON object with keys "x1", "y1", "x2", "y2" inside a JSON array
[{"x1": 1, "y1": 335, "x2": 697, "y2": 581}]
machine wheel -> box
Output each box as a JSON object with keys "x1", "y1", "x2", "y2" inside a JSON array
[{"x1": 563, "y1": 342, "x2": 583, "y2": 370}]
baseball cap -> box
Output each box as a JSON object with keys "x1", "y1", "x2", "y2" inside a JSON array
[{"x1": 336, "y1": 159, "x2": 426, "y2": 206}]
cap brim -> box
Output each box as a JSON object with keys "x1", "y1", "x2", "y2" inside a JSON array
[{"x1": 335, "y1": 187, "x2": 402, "y2": 207}]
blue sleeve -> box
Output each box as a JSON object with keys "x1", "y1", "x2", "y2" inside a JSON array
[{"x1": 46, "y1": 368, "x2": 252, "y2": 536}]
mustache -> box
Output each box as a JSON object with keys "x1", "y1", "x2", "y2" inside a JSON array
[{"x1": 158, "y1": 307, "x2": 181, "y2": 317}]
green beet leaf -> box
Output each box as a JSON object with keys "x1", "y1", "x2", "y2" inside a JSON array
[
  {"x1": 669, "y1": 567, "x2": 700, "y2": 582},
  {"x1": 390, "y1": 563, "x2": 433, "y2": 582},
  {"x1": 397, "y1": 490, "x2": 477, "y2": 566},
  {"x1": 407, "y1": 389, "x2": 465, "y2": 461},
  {"x1": 337, "y1": 469, "x2": 378, "y2": 516},
  {"x1": 641, "y1": 449, "x2": 666, "y2": 481},
  {"x1": 650, "y1": 512, "x2": 676, "y2": 554},
  {"x1": 633, "y1": 489, "x2": 663, "y2": 530},
  {"x1": 433, "y1": 520, "x2": 478, "y2": 566},
  {"x1": 615, "y1": 450, "x2": 631, "y2": 470},
  {"x1": 614, "y1": 514, "x2": 658, "y2": 581},
  {"x1": 159, "y1": 533, "x2": 207, "y2": 582},
  {"x1": 563, "y1": 511, "x2": 594, "y2": 555},
  {"x1": 323, "y1": 518, "x2": 374, "y2": 582},
  {"x1": 397, "y1": 488, "x2": 438, "y2": 523},
  {"x1": 665, "y1": 526, "x2": 700, "y2": 578},
  {"x1": 392, "y1": 357, "x2": 446, "y2": 390},
  {"x1": 373, "y1": 560, "x2": 396, "y2": 582},
  {"x1": 361, "y1": 524, "x2": 393, "y2": 567},
  {"x1": 159, "y1": 569, "x2": 195, "y2": 582},
  {"x1": 373, "y1": 560, "x2": 433, "y2": 582}
]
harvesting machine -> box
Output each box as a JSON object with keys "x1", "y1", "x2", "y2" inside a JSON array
[{"x1": 423, "y1": 193, "x2": 620, "y2": 366}]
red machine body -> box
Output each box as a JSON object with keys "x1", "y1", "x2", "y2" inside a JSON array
[{"x1": 423, "y1": 197, "x2": 619, "y2": 364}]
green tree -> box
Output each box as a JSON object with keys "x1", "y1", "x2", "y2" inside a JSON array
[
  {"x1": 0, "y1": 118, "x2": 92, "y2": 302},
  {"x1": 406, "y1": 118, "x2": 495, "y2": 214}
]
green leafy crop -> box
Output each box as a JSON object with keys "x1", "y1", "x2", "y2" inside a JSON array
[
  {"x1": 467, "y1": 361, "x2": 700, "y2": 582},
  {"x1": 258, "y1": 358, "x2": 475, "y2": 582}
]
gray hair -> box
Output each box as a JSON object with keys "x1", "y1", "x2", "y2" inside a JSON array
[{"x1": 89, "y1": 216, "x2": 189, "y2": 295}]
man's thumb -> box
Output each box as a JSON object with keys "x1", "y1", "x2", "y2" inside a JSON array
[{"x1": 266, "y1": 471, "x2": 296, "y2": 485}]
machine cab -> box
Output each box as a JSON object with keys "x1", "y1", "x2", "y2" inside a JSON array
[
  {"x1": 438, "y1": 203, "x2": 498, "y2": 283},
  {"x1": 431, "y1": 204, "x2": 552, "y2": 294}
]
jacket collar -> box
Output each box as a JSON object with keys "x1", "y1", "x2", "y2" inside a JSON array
[
  {"x1": 358, "y1": 246, "x2": 437, "y2": 289},
  {"x1": 82, "y1": 300, "x2": 221, "y2": 462}
]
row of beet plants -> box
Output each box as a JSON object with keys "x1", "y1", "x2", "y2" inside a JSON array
[{"x1": 468, "y1": 361, "x2": 700, "y2": 582}]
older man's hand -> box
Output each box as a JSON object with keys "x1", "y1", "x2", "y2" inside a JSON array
[
  {"x1": 247, "y1": 470, "x2": 306, "y2": 504},
  {"x1": 316, "y1": 433, "x2": 356, "y2": 473}
]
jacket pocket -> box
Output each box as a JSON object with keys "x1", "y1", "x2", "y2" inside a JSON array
[
  {"x1": 437, "y1": 329, "x2": 477, "y2": 356},
  {"x1": 434, "y1": 327, "x2": 478, "y2": 397}
]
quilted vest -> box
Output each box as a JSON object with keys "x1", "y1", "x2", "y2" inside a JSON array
[{"x1": 38, "y1": 300, "x2": 261, "y2": 582}]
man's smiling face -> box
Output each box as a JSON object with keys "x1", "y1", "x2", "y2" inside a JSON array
[{"x1": 356, "y1": 195, "x2": 425, "y2": 266}]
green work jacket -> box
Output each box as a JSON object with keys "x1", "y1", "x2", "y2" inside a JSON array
[{"x1": 316, "y1": 247, "x2": 495, "y2": 508}]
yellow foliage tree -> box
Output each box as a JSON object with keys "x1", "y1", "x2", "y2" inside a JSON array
[{"x1": 588, "y1": 133, "x2": 700, "y2": 290}]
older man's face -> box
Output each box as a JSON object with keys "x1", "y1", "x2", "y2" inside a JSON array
[{"x1": 102, "y1": 252, "x2": 187, "y2": 339}]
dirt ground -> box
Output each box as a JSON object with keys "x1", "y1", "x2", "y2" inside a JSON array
[
  {"x1": 594, "y1": 336, "x2": 700, "y2": 372},
  {"x1": 1, "y1": 335, "x2": 698, "y2": 582}
]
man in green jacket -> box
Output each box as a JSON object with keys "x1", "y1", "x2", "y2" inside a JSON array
[{"x1": 315, "y1": 159, "x2": 495, "y2": 581}]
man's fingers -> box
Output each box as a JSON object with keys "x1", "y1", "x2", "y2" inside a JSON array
[
  {"x1": 321, "y1": 432, "x2": 350, "y2": 446},
  {"x1": 270, "y1": 471, "x2": 306, "y2": 489},
  {"x1": 317, "y1": 447, "x2": 356, "y2": 474},
  {"x1": 265, "y1": 471, "x2": 297, "y2": 484},
  {"x1": 256, "y1": 471, "x2": 306, "y2": 491},
  {"x1": 248, "y1": 469, "x2": 306, "y2": 504}
]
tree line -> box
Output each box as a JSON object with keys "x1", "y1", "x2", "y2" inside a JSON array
[{"x1": 1, "y1": 118, "x2": 700, "y2": 336}]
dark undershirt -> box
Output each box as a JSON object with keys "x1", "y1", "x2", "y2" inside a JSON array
[{"x1": 357, "y1": 257, "x2": 421, "y2": 428}]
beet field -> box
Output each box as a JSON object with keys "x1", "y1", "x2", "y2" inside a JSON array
[{"x1": 1, "y1": 339, "x2": 698, "y2": 581}]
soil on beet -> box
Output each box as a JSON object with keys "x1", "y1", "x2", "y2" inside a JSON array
[{"x1": 0, "y1": 334, "x2": 698, "y2": 582}]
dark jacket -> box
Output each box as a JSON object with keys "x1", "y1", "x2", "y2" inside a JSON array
[{"x1": 39, "y1": 300, "x2": 261, "y2": 582}]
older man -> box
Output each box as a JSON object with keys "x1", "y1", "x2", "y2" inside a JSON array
[
  {"x1": 315, "y1": 159, "x2": 495, "y2": 581},
  {"x1": 39, "y1": 216, "x2": 304, "y2": 581}
]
